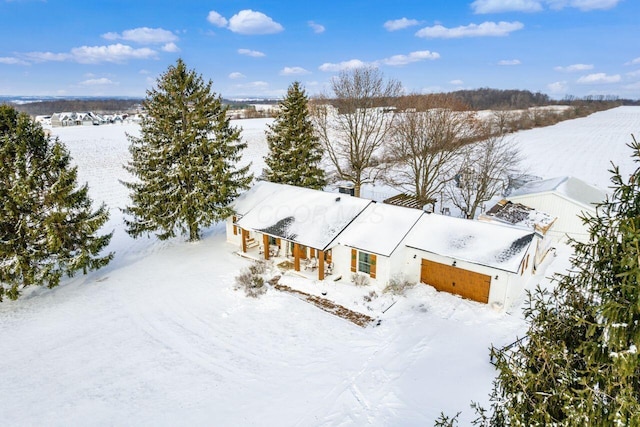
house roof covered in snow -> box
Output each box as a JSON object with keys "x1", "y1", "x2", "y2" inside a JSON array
[
  {"x1": 231, "y1": 180, "x2": 285, "y2": 217},
  {"x1": 337, "y1": 202, "x2": 424, "y2": 257},
  {"x1": 405, "y1": 214, "x2": 535, "y2": 273},
  {"x1": 508, "y1": 176, "x2": 607, "y2": 211},
  {"x1": 234, "y1": 181, "x2": 371, "y2": 250}
]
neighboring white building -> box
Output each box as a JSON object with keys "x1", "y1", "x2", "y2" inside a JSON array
[
  {"x1": 507, "y1": 176, "x2": 608, "y2": 243},
  {"x1": 479, "y1": 199, "x2": 557, "y2": 271}
]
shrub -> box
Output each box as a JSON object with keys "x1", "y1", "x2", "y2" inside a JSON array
[
  {"x1": 351, "y1": 273, "x2": 370, "y2": 287},
  {"x1": 363, "y1": 290, "x2": 378, "y2": 303},
  {"x1": 249, "y1": 259, "x2": 271, "y2": 275},
  {"x1": 383, "y1": 275, "x2": 416, "y2": 296},
  {"x1": 234, "y1": 267, "x2": 267, "y2": 298}
]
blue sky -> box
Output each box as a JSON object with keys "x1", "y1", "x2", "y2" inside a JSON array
[{"x1": 1, "y1": 0, "x2": 638, "y2": 99}]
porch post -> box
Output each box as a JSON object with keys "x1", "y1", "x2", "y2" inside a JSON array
[
  {"x1": 318, "y1": 250, "x2": 325, "y2": 280},
  {"x1": 293, "y1": 243, "x2": 300, "y2": 271},
  {"x1": 241, "y1": 229, "x2": 248, "y2": 253},
  {"x1": 263, "y1": 234, "x2": 270, "y2": 260}
]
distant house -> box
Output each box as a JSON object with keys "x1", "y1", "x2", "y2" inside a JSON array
[
  {"x1": 227, "y1": 181, "x2": 543, "y2": 310},
  {"x1": 51, "y1": 112, "x2": 75, "y2": 127},
  {"x1": 507, "y1": 176, "x2": 608, "y2": 243}
]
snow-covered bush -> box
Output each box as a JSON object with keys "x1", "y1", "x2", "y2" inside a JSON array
[
  {"x1": 351, "y1": 273, "x2": 370, "y2": 287},
  {"x1": 234, "y1": 266, "x2": 267, "y2": 298},
  {"x1": 249, "y1": 259, "x2": 271, "y2": 275},
  {"x1": 383, "y1": 275, "x2": 416, "y2": 296}
]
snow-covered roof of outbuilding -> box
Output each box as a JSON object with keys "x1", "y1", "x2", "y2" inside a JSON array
[
  {"x1": 479, "y1": 199, "x2": 556, "y2": 234},
  {"x1": 509, "y1": 176, "x2": 607, "y2": 211},
  {"x1": 405, "y1": 214, "x2": 535, "y2": 273},
  {"x1": 234, "y1": 181, "x2": 372, "y2": 250},
  {"x1": 337, "y1": 202, "x2": 424, "y2": 257}
]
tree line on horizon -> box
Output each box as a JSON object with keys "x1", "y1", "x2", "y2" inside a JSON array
[{"x1": 6, "y1": 87, "x2": 637, "y2": 118}]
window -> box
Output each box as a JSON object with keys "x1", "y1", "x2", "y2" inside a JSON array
[
  {"x1": 358, "y1": 251, "x2": 372, "y2": 275},
  {"x1": 351, "y1": 249, "x2": 377, "y2": 278},
  {"x1": 268, "y1": 236, "x2": 278, "y2": 246}
]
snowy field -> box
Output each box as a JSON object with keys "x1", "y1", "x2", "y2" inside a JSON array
[{"x1": 0, "y1": 107, "x2": 639, "y2": 426}]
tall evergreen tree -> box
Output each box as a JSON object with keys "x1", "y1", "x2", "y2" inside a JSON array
[
  {"x1": 476, "y1": 136, "x2": 640, "y2": 426},
  {"x1": 0, "y1": 107, "x2": 113, "y2": 302},
  {"x1": 264, "y1": 81, "x2": 325, "y2": 189},
  {"x1": 123, "y1": 59, "x2": 252, "y2": 241}
]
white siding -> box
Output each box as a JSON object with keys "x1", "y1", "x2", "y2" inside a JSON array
[
  {"x1": 509, "y1": 193, "x2": 593, "y2": 242},
  {"x1": 404, "y1": 246, "x2": 534, "y2": 310}
]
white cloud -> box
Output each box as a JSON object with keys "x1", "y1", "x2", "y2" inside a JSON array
[
  {"x1": 79, "y1": 78, "x2": 116, "y2": 86},
  {"x1": 24, "y1": 44, "x2": 158, "y2": 65},
  {"x1": 576, "y1": 73, "x2": 621, "y2": 84},
  {"x1": 554, "y1": 63, "x2": 593, "y2": 72},
  {"x1": 547, "y1": 80, "x2": 568, "y2": 93},
  {"x1": 71, "y1": 44, "x2": 157, "y2": 64},
  {"x1": 416, "y1": 21, "x2": 523, "y2": 38},
  {"x1": 625, "y1": 57, "x2": 640, "y2": 65},
  {"x1": 384, "y1": 18, "x2": 420, "y2": 31},
  {"x1": 207, "y1": 10, "x2": 228, "y2": 28},
  {"x1": 450, "y1": 79, "x2": 464, "y2": 85},
  {"x1": 308, "y1": 21, "x2": 325, "y2": 34},
  {"x1": 161, "y1": 43, "x2": 180, "y2": 53},
  {"x1": 472, "y1": 0, "x2": 621, "y2": 13},
  {"x1": 280, "y1": 66, "x2": 311, "y2": 75},
  {"x1": 498, "y1": 59, "x2": 521, "y2": 65},
  {"x1": 23, "y1": 51, "x2": 71, "y2": 62},
  {"x1": 626, "y1": 70, "x2": 640, "y2": 78},
  {"x1": 319, "y1": 59, "x2": 369, "y2": 72},
  {"x1": 0, "y1": 56, "x2": 29, "y2": 65},
  {"x1": 228, "y1": 10, "x2": 284, "y2": 35},
  {"x1": 238, "y1": 48, "x2": 265, "y2": 58},
  {"x1": 229, "y1": 72, "x2": 246, "y2": 79},
  {"x1": 380, "y1": 50, "x2": 440, "y2": 66},
  {"x1": 102, "y1": 27, "x2": 177, "y2": 44}
]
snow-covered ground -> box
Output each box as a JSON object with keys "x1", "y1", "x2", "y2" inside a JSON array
[{"x1": 0, "y1": 107, "x2": 638, "y2": 426}]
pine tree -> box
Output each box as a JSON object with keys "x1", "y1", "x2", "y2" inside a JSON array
[
  {"x1": 0, "y1": 107, "x2": 113, "y2": 302},
  {"x1": 123, "y1": 59, "x2": 252, "y2": 241},
  {"x1": 477, "y1": 136, "x2": 640, "y2": 426},
  {"x1": 264, "y1": 81, "x2": 325, "y2": 189}
]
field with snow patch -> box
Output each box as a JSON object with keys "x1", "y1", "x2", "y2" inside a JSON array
[{"x1": 0, "y1": 107, "x2": 639, "y2": 426}]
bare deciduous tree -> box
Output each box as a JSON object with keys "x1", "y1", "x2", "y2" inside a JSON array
[
  {"x1": 384, "y1": 94, "x2": 479, "y2": 208},
  {"x1": 311, "y1": 67, "x2": 402, "y2": 197},
  {"x1": 446, "y1": 131, "x2": 522, "y2": 219}
]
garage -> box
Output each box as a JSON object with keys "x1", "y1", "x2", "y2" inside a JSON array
[{"x1": 420, "y1": 259, "x2": 491, "y2": 303}]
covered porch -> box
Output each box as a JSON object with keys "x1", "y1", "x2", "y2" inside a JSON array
[{"x1": 237, "y1": 228, "x2": 334, "y2": 281}]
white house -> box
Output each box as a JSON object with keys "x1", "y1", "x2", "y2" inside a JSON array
[
  {"x1": 507, "y1": 176, "x2": 608, "y2": 243},
  {"x1": 227, "y1": 181, "x2": 542, "y2": 310},
  {"x1": 404, "y1": 214, "x2": 537, "y2": 310}
]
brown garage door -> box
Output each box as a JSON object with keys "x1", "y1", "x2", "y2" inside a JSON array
[{"x1": 420, "y1": 259, "x2": 491, "y2": 303}]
